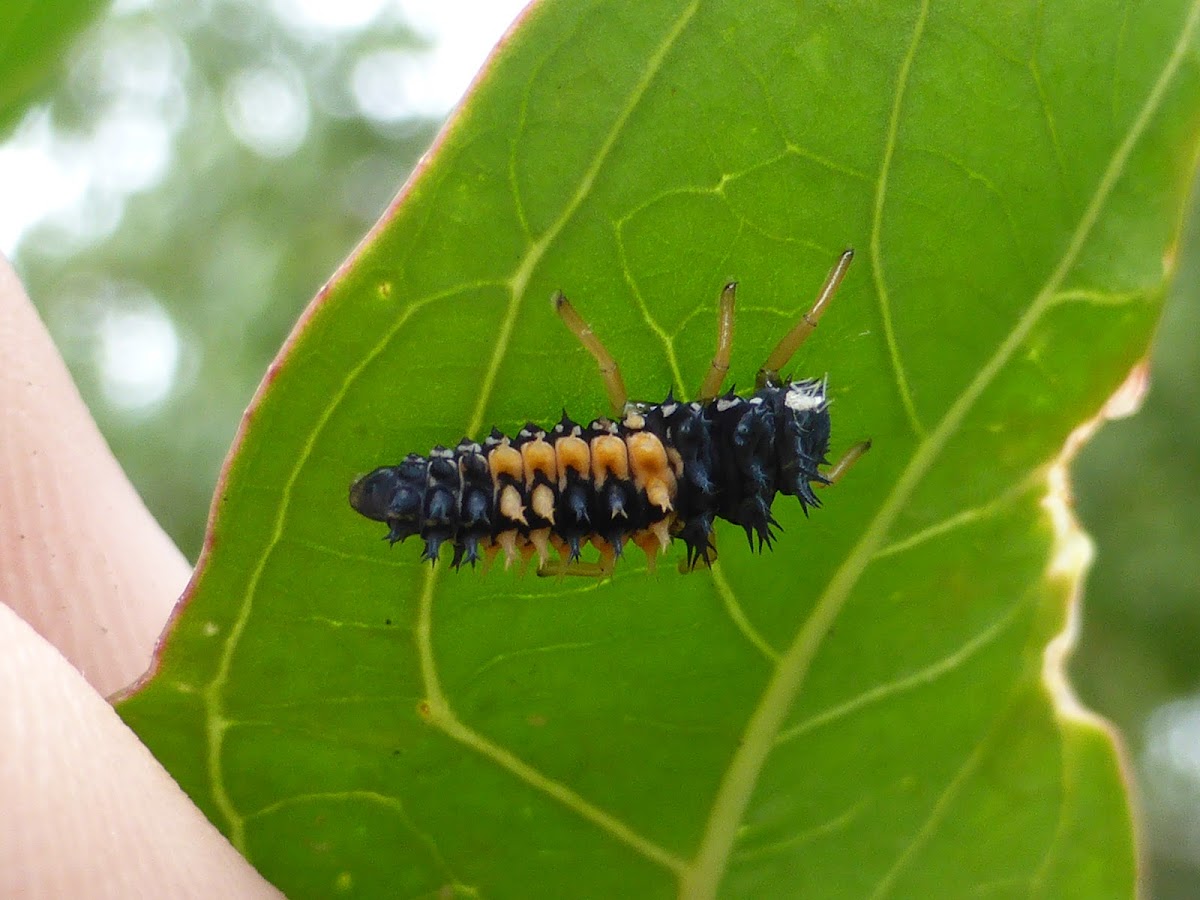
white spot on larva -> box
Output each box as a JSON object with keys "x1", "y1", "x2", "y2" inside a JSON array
[
  {"x1": 202, "y1": 621, "x2": 220, "y2": 637},
  {"x1": 716, "y1": 397, "x2": 742, "y2": 412},
  {"x1": 749, "y1": 396, "x2": 764, "y2": 405},
  {"x1": 785, "y1": 382, "x2": 826, "y2": 412},
  {"x1": 660, "y1": 402, "x2": 679, "y2": 417}
]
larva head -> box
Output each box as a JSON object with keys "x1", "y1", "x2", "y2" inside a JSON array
[
  {"x1": 775, "y1": 378, "x2": 831, "y2": 508},
  {"x1": 349, "y1": 455, "x2": 425, "y2": 527},
  {"x1": 350, "y1": 468, "x2": 405, "y2": 523}
]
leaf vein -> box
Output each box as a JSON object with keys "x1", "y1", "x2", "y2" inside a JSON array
[
  {"x1": 615, "y1": 219, "x2": 689, "y2": 394},
  {"x1": 1048, "y1": 286, "x2": 1154, "y2": 307},
  {"x1": 732, "y1": 799, "x2": 867, "y2": 863},
  {"x1": 774, "y1": 602, "x2": 1024, "y2": 747},
  {"x1": 867, "y1": 721, "x2": 999, "y2": 900},
  {"x1": 243, "y1": 789, "x2": 469, "y2": 890},
  {"x1": 869, "y1": 0, "x2": 930, "y2": 440},
  {"x1": 417, "y1": 543, "x2": 684, "y2": 876},
  {"x1": 708, "y1": 561, "x2": 780, "y2": 664},
  {"x1": 873, "y1": 475, "x2": 1039, "y2": 559}
]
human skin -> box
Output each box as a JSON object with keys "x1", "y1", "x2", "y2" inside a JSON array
[{"x1": 0, "y1": 256, "x2": 279, "y2": 898}]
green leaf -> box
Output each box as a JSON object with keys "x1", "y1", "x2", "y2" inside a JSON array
[
  {"x1": 118, "y1": 1, "x2": 1200, "y2": 896},
  {"x1": 0, "y1": 0, "x2": 107, "y2": 133}
]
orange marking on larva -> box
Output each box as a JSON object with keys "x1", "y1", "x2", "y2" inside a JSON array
[
  {"x1": 480, "y1": 539, "x2": 501, "y2": 575},
  {"x1": 646, "y1": 486, "x2": 672, "y2": 512},
  {"x1": 555, "y1": 436, "x2": 591, "y2": 485},
  {"x1": 623, "y1": 412, "x2": 646, "y2": 430},
  {"x1": 521, "y1": 438, "x2": 557, "y2": 489},
  {"x1": 626, "y1": 431, "x2": 676, "y2": 513},
  {"x1": 549, "y1": 532, "x2": 570, "y2": 562},
  {"x1": 650, "y1": 516, "x2": 673, "y2": 550},
  {"x1": 632, "y1": 530, "x2": 661, "y2": 571},
  {"x1": 518, "y1": 539, "x2": 538, "y2": 573},
  {"x1": 530, "y1": 483, "x2": 556, "y2": 523},
  {"x1": 591, "y1": 434, "x2": 629, "y2": 487},
  {"x1": 496, "y1": 530, "x2": 519, "y2": 568},
  {"x1": 499, "y1": 484, "x2": 527, "y2": 525},
  {"x1": 590, "y1": 535, "x2": 617, "y2": 565},
  {"x1": 529, "y1": 528, "x2": 551, "y2": 564},
  {"x1": 488, "y1": 443, "x2": 524, "y2": 485},
  {"x1": 666, "y1": 445, "x2": 684, "y2": 478}
]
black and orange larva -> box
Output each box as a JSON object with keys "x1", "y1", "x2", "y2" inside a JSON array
[{"x1": 349, "y1": 250, "x2": 869, "y2": 577}]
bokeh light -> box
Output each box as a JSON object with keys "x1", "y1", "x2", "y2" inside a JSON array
[
  {"x1": 223, "y1": 63, "x2": 310, "y2": 157},
  {"x1": 95, "y1": 296, "x2": 182, "y2": 413}
]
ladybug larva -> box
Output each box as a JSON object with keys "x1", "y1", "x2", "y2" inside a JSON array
[{"x1": 349, "y1": 250, "x2": 870, "y2": 577}]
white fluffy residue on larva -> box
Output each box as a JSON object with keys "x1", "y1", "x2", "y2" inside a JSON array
[{"x1": 784, "y1": 380, "x2": 826, "y2": 412}]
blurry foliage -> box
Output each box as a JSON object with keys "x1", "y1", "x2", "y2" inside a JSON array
[
  {"x1": 3, "y1": 0, "x2": 1199, "y2": 896},
  {"x1": 10, "y1": 0, "x2": 437, "y2": 556},
  {"x1": 1074, "y1": 195, "x2": 1200, "y2": 730},
  {"x1": 1071, "y1": 185, "x2": 1200, "y2": 898},
  {"x1": 0, "y1": 0, "x2": 107, "y2": 131}
]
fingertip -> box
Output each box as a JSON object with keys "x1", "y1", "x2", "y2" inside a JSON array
[{"x1": 0, "y1": 256, "x2": 191, "y2": 695}]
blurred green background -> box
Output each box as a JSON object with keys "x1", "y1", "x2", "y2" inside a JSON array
[{"x1": 2, "y1": 1, "x2": 1197, "y2": 895}]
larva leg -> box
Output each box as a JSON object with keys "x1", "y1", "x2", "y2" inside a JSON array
[
  {"x1": 819, "y1": 439, "x2": 872, "y2": 486},
  {"x1": 757, "y1": 249, "x2": 854, "y2": 389},
  {"x1": 677, "y1": 529, "x2": 717, "y2": 574},
  {"x1": 554, "y1": 291, "x2": 628, "y2": 414},
  {"x1": 697, "y1": 281, "x2": 737, "y2": 401}
]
